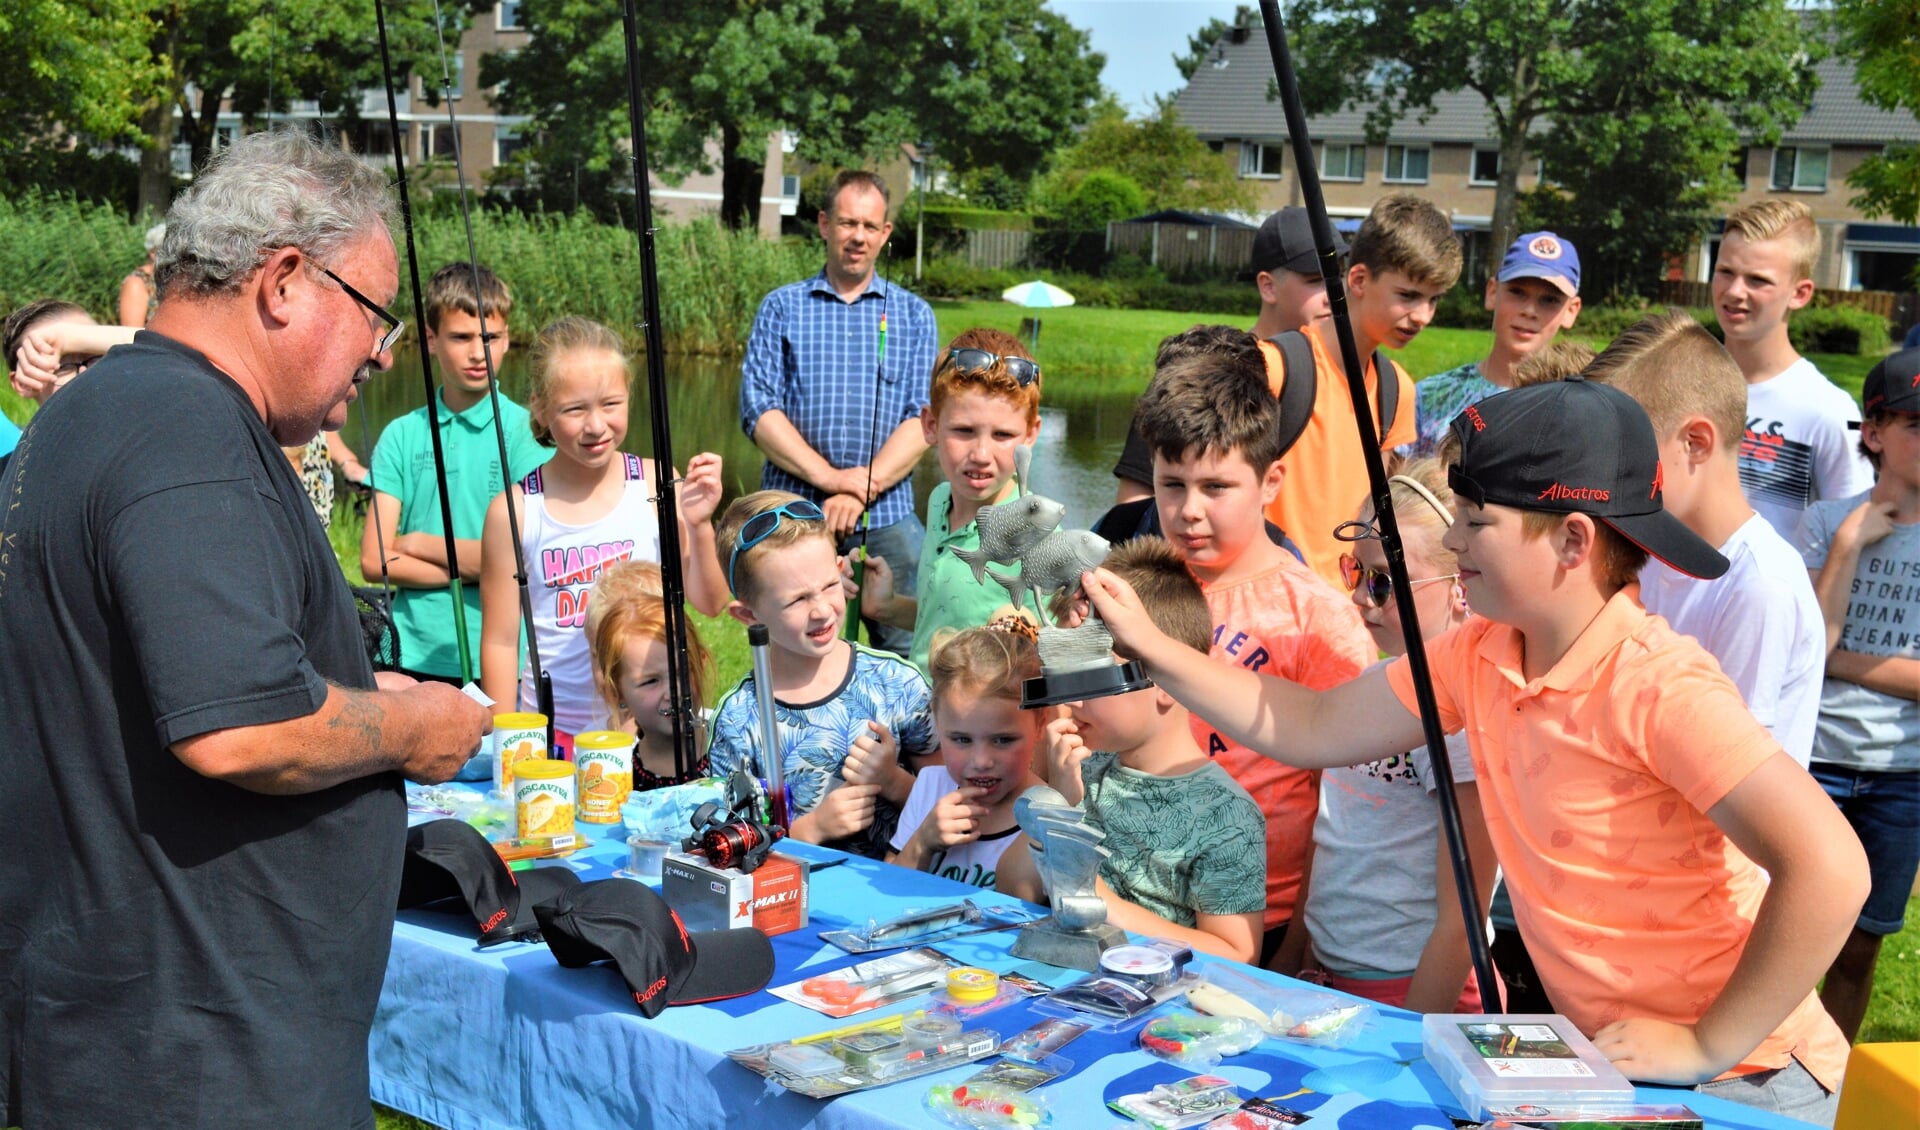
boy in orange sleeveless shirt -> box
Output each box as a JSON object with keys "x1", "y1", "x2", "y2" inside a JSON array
[
  {"x1": 1132, "y1": 345, "x2": 1376, "y2": 969},
  {"x1": 1088, "y1": 377, "x2": 1867, "y2": 1125}
]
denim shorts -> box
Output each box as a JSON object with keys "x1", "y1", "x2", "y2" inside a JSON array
[
  {"x1": 1695, "y1": 1058, "x2": 1837, "y2": 1127},
  {"x1": 1812, "y1": 762, "x2": 1920, "y2": 936}
]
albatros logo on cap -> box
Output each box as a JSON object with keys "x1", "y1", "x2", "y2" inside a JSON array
[
  {"x1": 633, "y1": 975, "x2": 670, "y2": 1007},
  {"x1": 1537, "y1": 482, "x2": 1610, "y2": 502},
  {"x1": 1651, "y1": 461, "x2": 1664, "y2": 500},
  {"x1": 1528, "y1": 235, "x2": 1564, "y2": 260},
  {"x1": 1463, "y1": 404, "x2": 1487, "y2": 432}
]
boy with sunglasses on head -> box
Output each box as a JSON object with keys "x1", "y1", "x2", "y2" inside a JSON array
[
  {"x1": 709, "y1": 491, "x2": 937, "y2": 858},
  {"x1": 1131, "y1": 344, "x2": 1375, "y2": 971},
  {"x1": 855, "y1": 328, "x2": 1045, "y2": 676},
  {"x1": 1086, "y1": 377, "x2": 1867, "y2": 1123}
]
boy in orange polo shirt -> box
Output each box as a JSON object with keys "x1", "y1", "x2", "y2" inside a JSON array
[
  {"x1": 1131, "y1": 345, "x2": 1376, "y2": 969},
  {"x1": 1086, "y1": 376, "x2": 1867, "y2": 1124}
]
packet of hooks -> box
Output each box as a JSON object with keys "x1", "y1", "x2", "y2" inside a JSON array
[
  {"x1": 1182, "y1": 964, "x2": 1372, "y2": 1049},
  {"x1": 769, "y1": 946, "x2": 960, "y2": 1018},
  {"x1": 1109, "y1": 1074, "x2": 1246, "y2": 1129},
  {"x1": 1138, "y1": 1010, "x2": 1266, "y2": 1069},
  {"x1": 1202, "y1": 1097, "x2": 1314, "y2": 1128},
  {"x1": 729, "y1": 1013, "x2": 1001, "y2": 1099},
  {"x1": 821, "y1": 900, "x2": 1043, "y2": 954},
  {"x1": 1032, "y1": 969, "x2": 1201, "y2": 1032}
]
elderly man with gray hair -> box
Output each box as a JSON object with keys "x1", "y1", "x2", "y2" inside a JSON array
[{"x1": 0, "y1": 130, "x2": 489, "y2": 1129}]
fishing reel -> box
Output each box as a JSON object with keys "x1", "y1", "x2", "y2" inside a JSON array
[{"x1": 683, "y1": 767, "x2": 783, "y2": 873}]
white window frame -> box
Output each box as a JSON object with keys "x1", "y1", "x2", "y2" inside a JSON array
[
  {"x1": 446, "y1": 51, "x2": 465, "y2": 100},
  {"x1": 1769, "y1": 146, "x2": 1829, "y2": 192},
  {"x1": 494, "y1": 125, "x2": 526, "y2": 166},
  {"x1": 497, "y1": 0, "x2": 524, "y2": 30},
  {"x1": 1470, "y1": 148, "x2": 1501, "y2": 186},
  {"x1": 1383, "y1": 144, "x2": 1429, "y2": 184},
  {"x1": 1320, "y1": 142, "x2": 1365, "y2": 182},
  {"x1": 1239, "y1": 140, "x2": 1283, "y2": 179},
  {"x1": 424, "y1": 122, "x2": 458, "y2": 161}
]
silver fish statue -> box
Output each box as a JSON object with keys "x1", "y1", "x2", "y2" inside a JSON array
[
  {"x1": 952, "y1": 493, "x2": 1065, "y2": 584},
  {"x1": 990, "y1": 527, "x2": 1109, "y2": 609}
]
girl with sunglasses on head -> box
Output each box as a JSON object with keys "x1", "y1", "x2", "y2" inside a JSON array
[
  {"x1": 479, "y1": 317, "x2": 728, "y2": 743},
  {"x1": 1294, "y1": 455, "x2": 1501, "y2": 1013}
]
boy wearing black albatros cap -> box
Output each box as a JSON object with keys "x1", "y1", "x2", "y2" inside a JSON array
[{"x1": 1084, "y1": 376, "x2": 1869, "y2": 1124}]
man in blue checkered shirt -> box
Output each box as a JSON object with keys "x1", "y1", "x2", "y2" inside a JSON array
[{"x1": 740, "y1": 169, "x2": 938, "y2": 655}]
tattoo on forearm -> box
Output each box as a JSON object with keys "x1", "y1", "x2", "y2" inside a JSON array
[{"x1": 328, "y1": 690, "x2": 387, "y2": 760}]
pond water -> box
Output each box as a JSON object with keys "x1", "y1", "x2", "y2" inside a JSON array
[{"x1": 345, "y1": 352, "x2": 1143, "y2": 530}]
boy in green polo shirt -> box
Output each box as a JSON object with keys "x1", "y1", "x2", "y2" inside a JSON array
[
  {"x1": 362, "y1": 263, "x2": 551, "y2": 683},
  {"x1": 857, "y1": 328, "x2": 1043, "y2": 674}
]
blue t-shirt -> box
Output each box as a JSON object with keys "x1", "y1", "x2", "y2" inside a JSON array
[{"x1": 0, "y1": 412, "x2": 21, "y2": 458}]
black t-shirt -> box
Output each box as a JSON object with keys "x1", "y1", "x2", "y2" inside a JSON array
[{"x1": 0, "y1": 333, "x2": 396, "y2": 1129}]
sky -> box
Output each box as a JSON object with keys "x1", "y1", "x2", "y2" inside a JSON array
[{"x1": 1052, "y1": 1, "x2": 1247, "y2": 113}]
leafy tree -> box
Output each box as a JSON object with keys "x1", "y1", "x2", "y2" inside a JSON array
[
  {"x1": 486, "y1": 0, "x2": 1103, "y2": 229},
  {"x1": 1173, "y1": 4, "x2": 1260, "y2": 82},
  {"x1": 1035, "y1": 99, "x2": 1255, "y2": 218},
  {"x1": 0, "y1": 0, "x2": 164, "y2": 205},
  {"x1": 129, "y1": 1, "x2": 466, "y2": 216},
  {"x1": 1831, "y1": 0, "x2": 1920, "y2": 227},
  {"x1": 1060, "y1": 170, "x2": 1147, "y2": 230},
  {"x1": 1285, "y1": 0, "x2": 1815, "y2": 265}
]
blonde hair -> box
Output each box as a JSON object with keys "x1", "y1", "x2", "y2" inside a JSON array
[
  {"x1": 1376, "y1": 457, "x2": 1458, "y2": 574},
  {"x1": 1508, "y1": 338, "x2": 1596, "y2": 389},
  {"x1": 715, "y1": 489, "x2": 835, "y2": 602},
  {"x1": 1585, "y1": 310, "x2": 1746, "y2": 453},
  {"x1": 928, "y1": 623, "x2": 1042, "y2": 710},
  {"x1": 1348, "y1": 193, "x2": 1463, "y2": 291},
  {"x1": 929, "y1": 326, "x2": 1041, "y2": 426},
  {"x1": 1723, "y1": 199, "x2": 1819, "y2": 283},
  {"x1": 587, "y1": 562, "x2": 713, "y2": 742},
  {"x1": 1102, "y1": 537, "x2": 1212, "y2": 655},
  {"x1": 526, "y1": 316, "x2": 628, "y2": 446}
]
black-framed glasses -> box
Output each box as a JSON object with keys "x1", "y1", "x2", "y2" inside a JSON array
[
  {"x1": 947, "y1": 348, "x2": 1040, "y2": 387},
  {"x1": 321, "y1": 267, "x2": 406, "y2": 353},
  {"x1": 1339, "y1": 553, "x2": 1459, "y2": 610},
  {"x1": 728, "y1": 499, "x2": 827, "y2": 594}
]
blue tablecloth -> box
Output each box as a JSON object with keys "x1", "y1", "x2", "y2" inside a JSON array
[{"x1": 371, "y1": 803, "x2": 1815, "y2": 1130}]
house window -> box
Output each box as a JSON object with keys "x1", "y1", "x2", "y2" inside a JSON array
[
  {"x1": 1321, "y1": 142, "x2": 1364, "y2": 181},
  {"x1": 444, "y1": 51, "x2": 465, "y2": 99},
  {"x1": 1383, "y1": 144, "x2": 1429, "y2": 184},
  {"x1": 495, "y1": 127, "x2": 528, "y2": 166},
  {"x1": 425, "y1": 124, "x2": 457, "y2": 160},
  {"x1": 1470, "y1": 148, "x2": 1501, "y2": 185},
  {"x1": 1770, "y1": 147, "x2": 1828, "y2": 192},
  {"x1": 1239, "y1": 141, "x2": 1284, "y2": 178},
  {"x1": 497, "y1": 0, "x2": 523, "y2": 30}
]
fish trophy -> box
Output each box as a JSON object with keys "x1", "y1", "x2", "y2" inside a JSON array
[
  {"x1": 967, "y1": 492, "x2": 1149, "y2": 709},
  {"x1": 1008, "y1": 785, "x2": 1126, "y2": 970}
]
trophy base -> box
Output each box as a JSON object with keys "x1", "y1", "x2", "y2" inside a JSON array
[
  {"x1": 1010, "y1": 917, "x2": 1128, "y2": 972},
  {"x1": 1021, "y1": 660, "x2": 1151, "y2": 709}
]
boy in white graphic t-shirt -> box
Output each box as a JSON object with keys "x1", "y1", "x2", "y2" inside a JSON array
[{"x1": 1713, "y1": 199, "x2": 1874, "y2": 542}]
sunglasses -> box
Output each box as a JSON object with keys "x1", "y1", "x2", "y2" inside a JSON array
[
  {"x1": 727, "y1": 499, "x2": 827, "y2": 595},
  {"x1": 1339, "y1": 553, "x2": 1460, "y2": 610},
  {"x1": 322, "y1": 267, "x2": 406, "y2": 353},
  {"x1": 947, "y1": 348, "x2": 1040, "y2": 387}
]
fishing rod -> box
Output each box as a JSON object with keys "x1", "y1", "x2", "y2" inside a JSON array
[
  {"x1": 425, "y1": 0, "x2": 554, "y2": 749},
  {"x1": 844, "y1": 245, "x2": 889, "y2": 641},
  {"x1": 1253, "y1": 0, "x2": 1500, "y2": 1013},
  {"x1": 371, "y1": 0, "x2": 473, "y2": 684},
  {"x1": 618, "y1": 0, "x2": 698, "y2": 779}
]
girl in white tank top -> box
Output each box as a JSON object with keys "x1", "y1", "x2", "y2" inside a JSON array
[{"x1": 477, "y1": 318, "x2": 729, "y2": 737}]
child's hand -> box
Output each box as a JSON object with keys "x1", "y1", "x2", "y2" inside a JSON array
[
  {"x1": 1080, "y1": 567, "x2": 1159, "y2": 661},
  {"x1": 11, "y1": 334, "x2": 63, "y2": 402},
  {"x1": 1839, "y1": 498, "x2": 1898, "y2": 549},
  {"x1": 808, "y1": 781, "x2": 880, "y2": 840},
  {"x1": 1044, "y1": 710, "x2": 1089, "y2": 805},
  {"x1": 858, "y1": 554, "x2": 896, "y2": 619},
  {"x1": 1591, "y1": 1018, "x2": 1720, "y2": 1086},
  {"x1": 677, "y1": 452, "x2": 725, "y2": 525},
  {"x1": 918, "y1": 785, "x2": 991, "y2": 850},
  {"x1": 841, "y1": 720, "x2": 899, "y2": 787}
]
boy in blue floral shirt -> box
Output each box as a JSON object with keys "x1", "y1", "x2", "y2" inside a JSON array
[{"x1": 708, "y1": 491, "x2": 936, "y2": 858}]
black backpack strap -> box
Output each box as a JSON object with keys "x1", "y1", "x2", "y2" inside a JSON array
[
  {"x1": 1270, "y1": 330, "x2": 1317, "y2": 458},
  {"x1": 1374, "y1": 349, "x2": 1400, "y2": 439}
]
